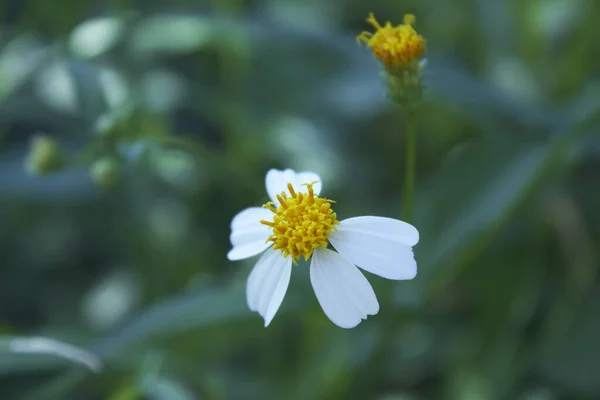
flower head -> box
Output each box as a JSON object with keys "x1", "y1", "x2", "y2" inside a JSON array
[
  {"x1": 357, "y1": 13, "x2": 426, "y2": 68},
  {"x1": 228, "y1": 169, "x2": 419, "y2": 328},
  {"x1": 261, "y1": 182, "x2": 339, "y2": 263}
]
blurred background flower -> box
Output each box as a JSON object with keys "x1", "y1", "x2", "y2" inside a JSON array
[{"x1": 1, "y1": 0, "x2": 600, "y2": 399}]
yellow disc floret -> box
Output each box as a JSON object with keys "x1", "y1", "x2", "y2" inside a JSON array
[
  {"x1": 357, "y1": 13, "x2": 426, "y2": 68},
  {"x1": 261, "y1": 182, "x2": 339, "y2": 263}
]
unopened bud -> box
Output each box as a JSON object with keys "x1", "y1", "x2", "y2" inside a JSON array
[
  {"x1": 357, "y1": 13, "x2": 427, "y2": 110},
  {"x1": 90, "y1": 157, "x2": 120, "y2": 189},
  {"x1": 25, "y1": 134, "x2": 65, "y2": 176}
]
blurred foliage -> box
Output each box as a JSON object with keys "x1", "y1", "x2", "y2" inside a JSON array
[{"x1": 1, "y1": 0, "x2": 600, "y2": 399}]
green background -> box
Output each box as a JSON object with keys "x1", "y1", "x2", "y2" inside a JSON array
[{"x1": 1, "y1": 0, "x2": 600, "y2": 398}]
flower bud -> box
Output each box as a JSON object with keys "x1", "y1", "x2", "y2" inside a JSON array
[
  {"x1": 25, "y1": 134, "x2": 65, "y2": 176},
  {"x1": 90, "y1": 157, "x2": 120, "y2": 189},
  {"x1": 357, "y1": 13, "x2": 427, "y2": 110}
]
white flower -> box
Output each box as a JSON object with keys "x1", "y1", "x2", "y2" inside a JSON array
[{"x1": 227, "y1": 168, "x2": 419, "y2": 328}]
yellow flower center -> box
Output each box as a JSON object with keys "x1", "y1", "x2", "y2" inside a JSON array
[
  {"x1": 260, "y1": 182, "x2": 339, "y2": 263},
  {"x1": 356, "y1": 13, "x2": 426, "y2": 68}
]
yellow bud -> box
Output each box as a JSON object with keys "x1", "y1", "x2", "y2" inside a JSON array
[
  {"x1": 357, "y1": 13, "x2": 426, "y2": 69},
  {"x1": 357, "y1": 13, "x2": 427, "y2": 109}
]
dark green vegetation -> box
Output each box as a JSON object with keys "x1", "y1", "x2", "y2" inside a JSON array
[{"x1": 1, "y1": 0, "x2": 599, "y2": 399}]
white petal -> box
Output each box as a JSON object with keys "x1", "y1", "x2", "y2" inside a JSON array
[
  {"x1": 246, "y1": 248, "x2": 292, "y2": 326},
  {"x1": 227, "y1": 207, "x2": 273, "y2": 261},
  {"x1": 310, "y1": 248, "x2": 379, "y2": 329},
  {"x1": 329, "y1": 216, "x2": 418, "y2": 280},
  {"x1": 265, "y1": 168, "x2": 322, "y2": 203},
  {"x1": 229, "y1": 207, "x2": 272, "y2": 247},
  {"x1": 230, "y1": 207, "x2": 273, "y2": 231},
  {"x1": 227, "y1": 242, "x2": 272, "y2": 261}
]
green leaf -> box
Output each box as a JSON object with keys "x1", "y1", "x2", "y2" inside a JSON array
[
  {"x1": 0, "y1": 336, "x2": 101, "y2": 373},
  {"x1": 92, "y1": 281, "x2": 249, "y2": 361},
  {"x1": 537, "y1": 291, "x2": 600, "y2": 397},
  {"x1": 69, "y1": 17, "x2": 125, "y2": 59},
  {"x1": 412, "y1": 106, "x2": 600, "y2": 299}
]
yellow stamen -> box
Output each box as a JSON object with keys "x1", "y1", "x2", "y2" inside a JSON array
[
  {"x1": 260, "y1": 220, "x2": 276, "y2": 228},
  {"x1": 264, "y1": 202, "x2": 277, "y2": 213},
  {"x1": 277, "y1": 194, "x2": 287, "y2": 208},
  {"x1": 357, "y1": 12, "x2": 426, "y2": 68},
  {"x1": 260, "y1": 182, "x2": 339, "y2": 264},
  {"x1": 287, "y1": 183, "x2": 296, "y2": 197}
]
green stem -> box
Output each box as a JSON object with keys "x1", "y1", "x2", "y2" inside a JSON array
[
  {"x1": 347, "y1": 113, "x2": 418, "y2": 398},
  {"x1": 402, "y1": 113, "x2": 416, "y2": 221}
]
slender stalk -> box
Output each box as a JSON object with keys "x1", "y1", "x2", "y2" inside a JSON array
[
  {"x1": 402, "y1": 112, "x2": 416, "y2": 221},
  {"x1": 347, "y1": 112, "x2": 419, "y2": 398}
]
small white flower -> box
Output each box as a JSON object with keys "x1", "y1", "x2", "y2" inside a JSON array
[{"x1": 227, "y1": 168, "x2": 419, "y2": 328}]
